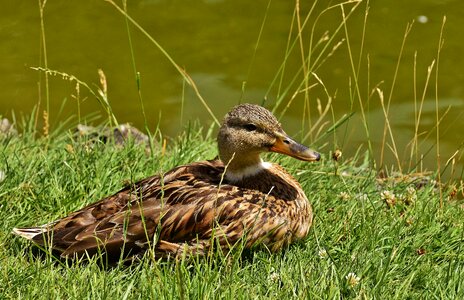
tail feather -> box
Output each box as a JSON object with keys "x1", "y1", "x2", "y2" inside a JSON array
[{"x1": 12, "y1": 225, "x2": 49, "y2": 240}]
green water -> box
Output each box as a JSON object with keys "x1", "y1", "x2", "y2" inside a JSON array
[{"x1": 1, "y1": 0, "x2": 463, "y2": 177}]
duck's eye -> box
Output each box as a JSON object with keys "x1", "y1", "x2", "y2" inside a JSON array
[{"x1": 243, "y1": 124, "x2": 257, "y2": 131}]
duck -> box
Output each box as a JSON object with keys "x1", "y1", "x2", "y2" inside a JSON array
[{"x1": 13, "y1": 103, "x2": 320, "y2": 261}]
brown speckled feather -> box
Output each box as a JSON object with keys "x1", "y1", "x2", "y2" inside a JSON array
[{"x1": 21, "y1": 159, "x2": 311, "y2": 260}]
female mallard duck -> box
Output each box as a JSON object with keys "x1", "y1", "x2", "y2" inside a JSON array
[{"x1": 13, "y1": 104, "x2": 320, "y2": 261}]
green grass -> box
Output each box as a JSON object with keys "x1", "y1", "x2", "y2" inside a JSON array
[{"x1": 1, "y1": 123, "x2": 463, "y2": 299}]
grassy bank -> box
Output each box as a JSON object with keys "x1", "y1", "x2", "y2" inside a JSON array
[
  {"x1": 0, "y1": 123, "x2": 463, "y2": 299},
  {"x1": 2, "y1": 0, "x2": 463, "y2": 298}
]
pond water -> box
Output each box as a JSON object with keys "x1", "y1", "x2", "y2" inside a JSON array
[{"x1": 1, "y1": 0, "x2": 463, "y2": 179}]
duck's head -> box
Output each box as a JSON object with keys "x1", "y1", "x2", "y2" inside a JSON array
[{"x1": 217, "y1": 103, "x2": 320, "y2": 180}]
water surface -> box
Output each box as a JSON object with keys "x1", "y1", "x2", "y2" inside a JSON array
[{"x1": 1, "y1": 0, "x2": 463, "y2": 177}]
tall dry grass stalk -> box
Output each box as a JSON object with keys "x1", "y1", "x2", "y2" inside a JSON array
[
  {"x1": 241, "y1": 0, "x2": 273, "y2": 104},
  {"x1": 410, "y1": 59, "x2": 435, "y2": 172},
  {"x1": 378, "y1": 22, "x2": 414, "y2": 170},
  {"x1": 71, "y1": 82, "x2": 82, "y2": 124},
  {"x1": 435, "y1": 16, "x2": 446, "y2": 207},
  {"x1": 37, "y1": 0, "x2": 49, "y2": 134},
  {"x1": 42, "y1": 110, "x2": 49, "y2": 138},
  {"x1": 122, "y1": 0, "x2": 157, "y2": 159},
  {"x1": 342, "y1": 0, "x2": 373, "y2": 162}
]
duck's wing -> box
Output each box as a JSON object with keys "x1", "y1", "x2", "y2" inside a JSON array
[{"x1": 16, "y1": 161, "x2": 205, "y2": 256}]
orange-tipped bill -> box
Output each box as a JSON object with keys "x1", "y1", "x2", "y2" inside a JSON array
[{"x1": 270, "y1": 135, "x2": 320, "y2": 162}]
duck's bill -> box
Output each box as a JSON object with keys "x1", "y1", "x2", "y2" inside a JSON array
[{"x1": 270, "y1": 135, "x2": 321, "y2": 162}]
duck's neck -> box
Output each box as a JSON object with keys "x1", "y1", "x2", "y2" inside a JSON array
[{"x1": 221, "y1": 153, "x2": 272, "y2": 182}]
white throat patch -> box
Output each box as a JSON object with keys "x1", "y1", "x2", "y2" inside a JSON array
[{"x1": 225, "y1": 161, "x2": 272, "y2": 182}]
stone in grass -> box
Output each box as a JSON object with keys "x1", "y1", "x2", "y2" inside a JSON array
[
  {"x1": 76, "y1": 123, "x2": 150, "y2": 149},
  {"x1": 0, "y1": 118, "x2": 17, "y2": 137}
]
